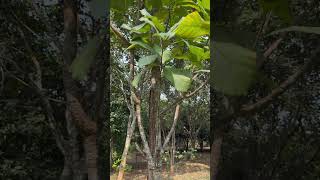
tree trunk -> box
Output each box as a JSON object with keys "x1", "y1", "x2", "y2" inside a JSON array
[
  {"x1": 60, "y1": 160, "x2": 73, "y2": 180},
  {"x1": 170, "y1": 130, "x2": 175, "y2": 176},
  {"x1": 148, "y1": 62, "x2": 161, "y2": 180},
  {"x1": 210, "y1": 128, "x2": 224, "y2": 180},
  {"x1": 117, "y1": 115, "x2": 136, "y2": 180},
  {"x1": 84, "y1": 135, "x2": 98, "y2": 180},
  {"x1": 199, "y1": 140, "x2": 204, "y2": 152}
]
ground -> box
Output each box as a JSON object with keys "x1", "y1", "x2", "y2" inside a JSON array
[{"x1": 111, "y1": 151, "x2": 210, "y2": 180}]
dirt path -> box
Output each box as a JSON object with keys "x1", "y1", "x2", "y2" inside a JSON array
[{"x1": 111, "y1": 152, "x2": 209, "y2": 180}]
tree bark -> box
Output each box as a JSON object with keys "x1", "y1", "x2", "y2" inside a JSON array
[
  {"x1": 210, "y1": 128, "x2": 224, "y2": 180},
  {"x1": 84, "y1": 135, "x2": 98, "y2": 180},
  {"x1": 148, "y1": 63, "x2": 161, "y2": 180},
  {"x1": 63, "y1": 1, "x2": 98, "y2": 179},
  {"x1": 117, "y1": 115, "x2": 136, "y2": 180},
  {"x1": 60, "y1": 160, "x2": 73, "y2": 180},
  {"x1": 170, "y1": 130, "x2": 175, "y2": 176}
]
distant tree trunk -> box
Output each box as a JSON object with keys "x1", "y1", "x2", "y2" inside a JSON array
[
  {"x1": 170, "y1": 130, "x2": 175, "y2": 176},
  {"x1": 199, "y1": 140, "x2": 204, "y2": 151},
  {"x1": 210, "y1": 129, "x2": 224, "y2": 180}
]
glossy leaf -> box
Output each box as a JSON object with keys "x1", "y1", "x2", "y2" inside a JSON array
[
  {"x1": 163, "y1": 67, "x2": 192, "y2": 92},
  {"x1": 127, "y1": 40, "x2": 153, "y2": 51},
  {"x1": 138, "y1": 54, "x2": 158, "y2": 67},
  {"x1": 200, "y1": 0, "x2": 210, "y2": 10},
  {"x1": 162, "y1": 50, "x2": 172, "y2": 64},
  {"x1": 174, "y1": 12, "x2": 210, "y2": 39}
]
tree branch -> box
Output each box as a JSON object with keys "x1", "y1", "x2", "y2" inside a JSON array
[
  {"x1": 241, "y1": 47, "x2": 320, "y2": 113},
  {"x1": 161, "y1": 104, "x2": 180, "y2": 154},
  {"x1": 160, "y1": 79, "x2": 209, "y2": 115}
]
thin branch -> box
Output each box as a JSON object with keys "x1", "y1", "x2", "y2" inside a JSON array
[
  {"x1": 160, "y1": 79, "x2": 209, "y2": 115},
  {"x1": 161, "y1": 104, "x2": 180, "y2": 154},
  {"x1": 110, "y1": 21, "x2": 130, "y2": 47},
  {"x1": 241, "y1": 47, "x2": 320, "y2": 113}
]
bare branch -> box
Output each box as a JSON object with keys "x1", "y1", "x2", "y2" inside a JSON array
[
  {"x1": 160, "y1": 79, "x2": 209, "y2": 115},
  {"x1": 241, "y1": 47, "x2": 320, "y2": 113},
  {"x1": 161, "y1": 104, "x2": 180, "y2": 154}
]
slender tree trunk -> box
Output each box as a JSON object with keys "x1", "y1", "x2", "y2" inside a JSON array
[
  {"x1": 134, "y1": 100, "x2": 156, "y2": 180},
  {"x1": 170, "y1": 130, "x2": 175, "y2": 176},
  {"x1": 148, "y1": 64, "x2": 161, "y2": 180},
  {"x1": 84, "y1": 135, "x2": 98, "y2": 180},
  {"x1": 60, "y1": 159, "x2": 73, "y2": 180},
  {"x1": 117, "y1": 116, "x2": 136, "y2": 180},
  {"x1": 210, "y1": 129, "x2": 223, "y2": 180},
  {"x1": 200, "y1": 140, "x2": 204, "y2": 152}
]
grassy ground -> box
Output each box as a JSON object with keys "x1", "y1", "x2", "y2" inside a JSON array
[{"x1": 110, "y1": 152, "x2": 209, "y2": 180}]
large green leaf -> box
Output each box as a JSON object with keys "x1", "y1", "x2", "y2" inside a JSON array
[
  {"x1": 189, "y1": 45, "x2": 209, "y2": 61},
  {"x1": 163, "y1": 67, "x2": 192, "y2": 92},
  {"x1": 138, "y1": 54, "x2": 158, "y2": 67},
  {"x1": 200, "y1": 0, "x2": 210, "y2": 10},
  {"x1": 258, "y1": 0, "x2": 292, "y2": 23},
  {"x1": 127, "y1": 40, "x2": 153, "y2": 51},
  {"x1": 268, "y1": 26, "x2": 320, "y2": 36},
  {"x1": 139, "y1": 9, "x2": 165, "y2": 32},
  {"x1": 122, "y1": 23, "x2": 151, "y2": 34},
  {"x1": 212, "y1": 41, "x2": 257, "y2": 95},
  {"x1": 71, "y1": 36, "x2": 102, "y2": 80},
  {"x1": 162, "y1": 49, "x2": 172, "y2": 64},
  {"x1": 174, "y1": 12, "x2": 210, "y2": 39},
  {"x1": 132, "y1": 72, "x2": 142, "y2": 88}
]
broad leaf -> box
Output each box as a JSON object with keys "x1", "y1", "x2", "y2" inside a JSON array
[
  {"x1": 127, "y1": 40, "x2": 153, "y2": 51},
  {"x1": 71, "y1": 36, "x2": 102, "y2": 80},
  {"x1": 212, "y1": 41, "x2": 257, "y2": 95},
  {"x1": 139, "y1": 9, "x2": 165, "y2": 32},
  {"x1": 200, "y1": 0, "x2": 210, "y2": 10},
  {"x1": 163, "y1": 67, "x2": 192, "y2": 92},
  {"x1": 162, "y1": 49, "x2": 172, "y2": 64},
  {"x1": 174, "y1": 12, "x2": 210, "y2": 39},
  {"x1": 268, "y1": 26, "x2": 320, "y2": 36},
  {"x1": 132, "y1": 72, "x2": 142, "y2": 88},
  {"x1": 138, "y1": 54, "x2": 158, "y2": 67}
]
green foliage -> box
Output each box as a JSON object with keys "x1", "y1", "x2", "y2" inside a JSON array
[
  {"x1": 112, "y1": 158, "x2": 133, "y2": 172},
  {"x1": 268, "y1": 26, "x2": 320, "y2": 36},
  {"x1": 122, "y1": 3, "x2": 210, "y2": 92},
  {"x1": 174, "y1": 11, "x2": 210, "y2": 39},
  {"x1": 131, "y1": 71, "x2": 142, "y2": 88},
  {"x1": 258, "y1": 0, "x2": 292, "y2": 23},
  {"x1": 163, "y1": 67, "x2": 192, "y2": 92},
  {"x1": 212, "y1": 41, "x2": 257, "y2": 96},
  {"x1": 137, "y1": 54, "x2": 158, "y2": 67},
  {"x1": 111, "y1": 0, "x2": 134, "y2": 12}
]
